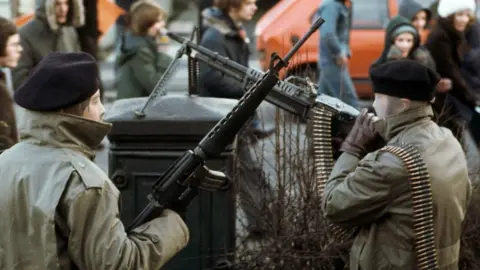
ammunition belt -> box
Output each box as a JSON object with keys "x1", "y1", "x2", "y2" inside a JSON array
[
  {"x1": 188, "y1": 55, "x2": 199, "y2": 94},
  {"x1": 311, "y1": 106, "x2": 358, "y2": 242},
  {"x1": 380, "y1": 144, "x2": 439, "y2": 270}
]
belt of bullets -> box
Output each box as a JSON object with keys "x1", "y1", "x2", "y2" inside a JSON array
[
  {"x1": 312, "y1": 106, "x2": 358, "y2": 242},
  {"x1": 188, "y1": 56, "x2": 199, "y2": 94},
  {"x1": 380, "y1": 144, "x2": 439, "y2": 270}
]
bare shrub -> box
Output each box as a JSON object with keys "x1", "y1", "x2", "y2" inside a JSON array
[
  {"x1": 460, "y1": 174, "x2": 480, "y2": 270},
  {"x1": 232, "y1": 108, "x2": 349, "y2": 269}
]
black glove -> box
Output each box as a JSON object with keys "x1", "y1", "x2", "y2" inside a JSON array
[
  {"x1": 166, "y1": 195, "x2": 194, "y2": 221},
  {"x1": 340, "y1": 108, "x2": 381, "y2": 158},
  {"x1": 331, "y1": 115, "x2": 356, "y2": 159}
]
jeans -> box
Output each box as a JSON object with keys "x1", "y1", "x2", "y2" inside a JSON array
[{"x1": 317, "y1": 64, "x2": 359, "y2": 109}]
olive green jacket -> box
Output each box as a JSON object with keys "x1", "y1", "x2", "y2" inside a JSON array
[
  {"x1": 323, "y1": 105, "x2": 472, "y2": 269},
  {"x1": 116, "y1": 32, "x2": 172, "y2": 99},
  {"x1": 0, "y1": 109, "x2": 189, "y2": 269}
]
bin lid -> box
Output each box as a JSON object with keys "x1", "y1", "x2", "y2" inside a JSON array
[{"x1": 105, "y1": 94, "x2": 238, "y2": 139}]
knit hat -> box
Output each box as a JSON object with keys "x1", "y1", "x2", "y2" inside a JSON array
[
  {"x1": 438, "y1": 0, "x2": 476, "y2": 18},
  {"x1": 369, "y1": 59, "x2": 440, "y2": 102},
  {"x1": 14, "y1": 52, "x2": 99, "y2": 111},
  {"x1": 391, "y1": 25, "x2": 418, "y2": 41}
]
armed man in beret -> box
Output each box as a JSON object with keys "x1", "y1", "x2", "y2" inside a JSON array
[
  {"x1": 323, "y1": 59, "x2": 471, "y2": 269},
  {"x1": 0, "y1": 52, "x2": 189, "y2": 269}
]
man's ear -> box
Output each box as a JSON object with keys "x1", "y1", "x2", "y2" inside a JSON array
[{"x1": 401, "y1": 98, "x2": 411, "y2": 111}]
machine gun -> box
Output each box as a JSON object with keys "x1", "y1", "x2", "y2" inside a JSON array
[
  {"x1": 126, "y1": 17, "x2": 326, "y2": 232},
  {"x1": 166, "y1": 32, "x2": 359, "y2": 134}
]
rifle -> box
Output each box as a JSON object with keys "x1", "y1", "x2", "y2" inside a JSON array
[{"x1": 126, "y1": 17, "x2": 326, "y2": 232}]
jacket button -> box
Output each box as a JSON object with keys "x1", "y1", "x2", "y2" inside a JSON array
[
  {"x1": 79, "y1": 162, "x2": 85, "y2": 168},
  {"x1": 151, "y1": 235, "x2": 160, "y2": 243}
]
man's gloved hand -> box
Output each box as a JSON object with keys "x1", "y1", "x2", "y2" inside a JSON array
[
  {"x1": 165, "y1": 165, "x2": 232, "y2": 220},
  {"x1": 191, "y1": 165, "x2": 231, "y2": 192},
  {"x1": 340, "y1": 108, "x2": 381, "y2": 158}
]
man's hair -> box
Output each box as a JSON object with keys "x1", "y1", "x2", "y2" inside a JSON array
[
  {"x1": 127, "y1": 0, "x2": 167, "y2": 36},
  {"x1": 213, "y1": 0, "x2": 245, "y2": 12},
  {"x1": 61, "y1": 99, "x2": 90, "y2": 116},
  {"x1": 0, "y1": 17, "x2": 18, "y2": 57}
]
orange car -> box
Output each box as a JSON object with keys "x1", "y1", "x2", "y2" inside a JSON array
[{"x1": 255, "y1": 0, "x2": 401, "y2": 98}]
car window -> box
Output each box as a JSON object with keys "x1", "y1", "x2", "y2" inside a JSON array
[{"x1": 352, "y1": 0, "x2": 389, "y2": 29}]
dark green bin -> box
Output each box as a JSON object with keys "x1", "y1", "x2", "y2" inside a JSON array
[{"x1": 105, "y1": 94, "x2": 238, "y2": 269}]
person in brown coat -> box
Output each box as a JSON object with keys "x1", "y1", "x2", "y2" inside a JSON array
[
  {"x1": 424, "y1": 0, "x2": 480, "y2": 145},
  {"x1": 0, "y1": 17, "x2": 22, "y2": 153},
  {"x1": 0, "y1": 52, "x2": 189, "y2": 269}
]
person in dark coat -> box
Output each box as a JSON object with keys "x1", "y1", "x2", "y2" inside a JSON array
[
  {"x1": 398, "y1": 0, "x2": 432, "y2": 44},
  {"x1": 76, "y1": 0, "x2": 99, "y2": 57},
  {"x1": 199, "y1": 2, "x2": 251, "y2": 98},
  {"x1": 461, "y1": 21, "x2": 480, "y2": 144},
  {"x1": 76, "y1": 0, "x2": 106, "y2": 101},
  {"x1": 115, "y1": 0, "x2": 173, "y2": 99},
  {"x1": 371, "y1": 15, "x2": 452, "y2": 92},
  {"x1": 461, "y1": 21, "x2": 480, "y2": 94},
  {"x1": 0, "y1": 17, "x2": 22, "y2": 153},
  {"x1": 424, "y1": 0, "x2": 479, "y2": 146},
  {"x1": 199, "y1": 0, "x2": 269, "y2": 134},
  {"x1": 199, "y1": 0, "x2": 274, "y2": 240}
]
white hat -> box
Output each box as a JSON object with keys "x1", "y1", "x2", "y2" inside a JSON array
[{"x1": 438, "y1": 0, "x2": 476, "y2": 18}]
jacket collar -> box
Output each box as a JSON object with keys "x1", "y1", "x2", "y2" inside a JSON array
[
  {"x1": 34, "y1": 0, "x2": 85, "y2": 32},
  {"x1": 374, "y1": 105, "x2": 434, "y2": 141},
  {"x1": 17, "y1": 109, "x2": 112, "y2": 159}
]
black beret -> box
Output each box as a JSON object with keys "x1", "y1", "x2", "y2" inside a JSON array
[
  {"x1": 369, "y1": 59, "x2": 441, "y2": 102},
  {"x1": 14, "y1": 52, "x2": 99, "y2": 111}
]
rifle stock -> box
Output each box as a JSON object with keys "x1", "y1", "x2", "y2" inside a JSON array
[{"x1": 126, "y1": 17, "x2": 326, "y2": 232}]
